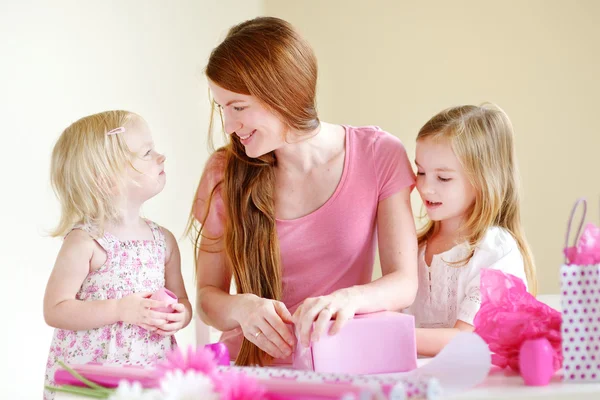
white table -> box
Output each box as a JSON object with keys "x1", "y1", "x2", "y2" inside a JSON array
[
  {"x1": 55, "y1": 364, "x2": 600, "y2": 400},
  {"x1": 453, "y1": 367, "x2": 600, "y2": 399},
  {"x1": 55, "y1": 372, "x2": 600, "y2": 400},
  {"x1": 59, "y1": 295, "x2": 600, "y2": 399}
]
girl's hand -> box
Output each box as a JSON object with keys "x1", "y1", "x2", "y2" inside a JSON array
[
  {"x1": 234, "y1": 294, "x2": 296, "y2": 359},
  {"x1": 293, "y1": 287, "x2": 360, "y2": 348},
  {"x1": 155, "y1": 303, "x2": 188, "y2": 336},
  {"x1": 117, "y1": 292, "x2": 170, "y2": 331}
]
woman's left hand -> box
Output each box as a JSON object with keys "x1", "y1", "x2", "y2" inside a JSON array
[
  {"x1": 292, "y1": 287, "x2": 360, "y2": 348},
  {"x1": 155, "y1": 303, "x2": 187, "y2": 336}
]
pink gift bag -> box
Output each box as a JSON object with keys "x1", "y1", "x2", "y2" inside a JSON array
[{"x1": 560, "y1": 198, "x2": 600, "y2": 382}]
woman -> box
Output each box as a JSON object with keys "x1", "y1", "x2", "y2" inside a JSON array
[{"x1": 189, "y1": 16, "x2": 418, "y2": 366}]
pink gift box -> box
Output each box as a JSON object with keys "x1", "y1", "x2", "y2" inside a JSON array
[{"x1": 292, "y1": 311, "x2": 417, "y2": 374}]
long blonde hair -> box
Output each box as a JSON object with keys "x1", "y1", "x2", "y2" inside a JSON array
[
  {"x1": 416, "y1": 104, "x2": 537, "y2": 295},
  {"x1": 187, "y1": 17, "x2": 319, "y2": 367},
  {"x1": 50, "y1": 110, "x2": 139, "y2": 237}
]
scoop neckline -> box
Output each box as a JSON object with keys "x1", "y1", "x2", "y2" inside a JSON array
[{"x1": 275, "y1": 125, "x2": 350, "y2": 223}]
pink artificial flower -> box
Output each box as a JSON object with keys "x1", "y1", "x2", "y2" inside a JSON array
[
  {"x1": 212, "y1": 371, "x2": 267, "y2": 400},
  {"x1": 155, "y1": 345, "x2": 217, "y2": 379},
  {"x1": 154, "y1": 345, "x2": 266, "y2": 399}
]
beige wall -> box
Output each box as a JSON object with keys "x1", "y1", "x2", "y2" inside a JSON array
[
  {"x1": 0, "y1": 1, "x2": 262, "y2": 398},
  {"x1": 2, "y1": 1, "x2": 598, "y2": 396},
  {"x1": 266, "y1": 0, "x2": 600, "y2": 294}
]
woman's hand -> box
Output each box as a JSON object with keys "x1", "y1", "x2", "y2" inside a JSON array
[
  {"x1": 234, "y1": 294, "x2": 296, "y2": 359},
  {"x1": 293, "y1": 287, "x2": 360, "y2": 347}
]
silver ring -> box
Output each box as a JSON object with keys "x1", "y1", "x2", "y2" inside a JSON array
[{"x1": 254, "y1": 331, "x2": 262, "y2": 339}]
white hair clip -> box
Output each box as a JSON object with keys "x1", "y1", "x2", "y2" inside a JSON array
[{"x1": 107, "y1": 127, "x2": 125, "y2": 135}]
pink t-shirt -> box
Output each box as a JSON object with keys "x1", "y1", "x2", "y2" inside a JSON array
[{"x1": 194, "y1": 125, "x2": 415, "y2": 360}]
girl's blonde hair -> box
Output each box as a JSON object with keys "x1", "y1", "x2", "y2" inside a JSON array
[
  {"x1": 50, "y1": 110, "x2": 140, "y2": 237},
  {"x1": 416, "y1": 103, "x2": 537, "y2": 295}
]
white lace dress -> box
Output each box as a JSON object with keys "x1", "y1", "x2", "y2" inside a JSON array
[{"x1": 404, "y1": 227, "x2": 528, "y2": 328}]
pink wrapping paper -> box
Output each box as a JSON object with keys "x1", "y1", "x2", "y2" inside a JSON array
[{"x1": 474, "y1": 268, "x2": 562, "y2": 372}]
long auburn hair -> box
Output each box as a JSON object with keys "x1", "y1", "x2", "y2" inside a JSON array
[
  {"x1": 187, "y1": 17, "x2": 319, "y2": 366},
  {"x1": 416, "y1": 104, "x2": 537, "y2": 295}
]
